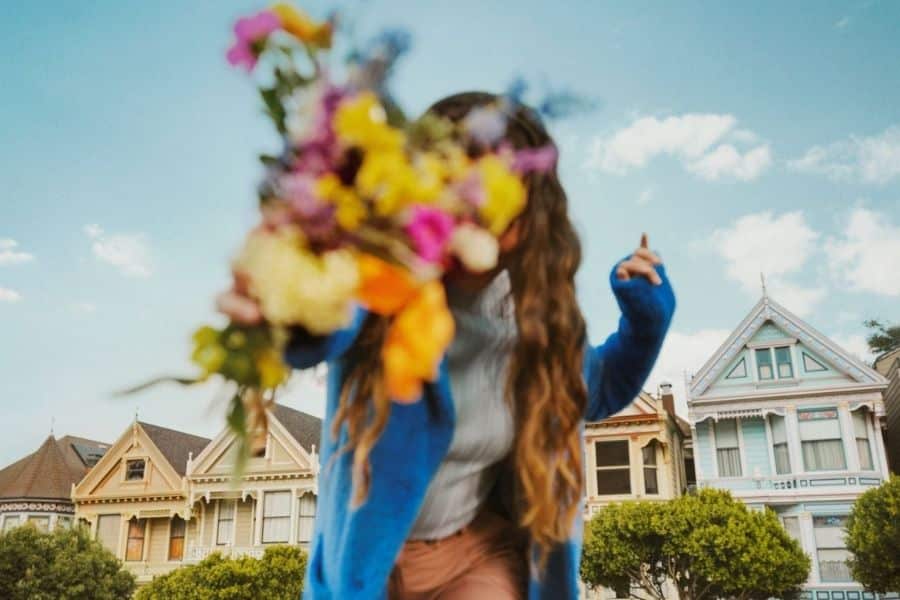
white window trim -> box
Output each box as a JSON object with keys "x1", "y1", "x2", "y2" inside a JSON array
[
  {"x1": 711, "y1": 419, "x2": 746, "y2": 479},
  {"x1": 592, "y1": 438, "x2": 634, "y2": 497},
  {"x1": 121, "y1": 456, "x2": 150, "y2": 483},
  {"x1": 797, "y1": 406, "x2": 850, "y2": 474},
  {"x1": 261, "y1": 490, "x2": 292, "y2": 544}
]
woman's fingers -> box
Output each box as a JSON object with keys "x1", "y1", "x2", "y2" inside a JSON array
[
  {"x1": 216, "y1": 290, "x2": 263, "y2": 325},
  {"x1": 634, "y1": 247, "x2": 663, "y2": 265},
  {"x1": 616, "y1": 256, "x2": 662, "y2": 285}
]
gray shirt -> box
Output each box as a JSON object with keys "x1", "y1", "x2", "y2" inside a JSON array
[{"x1": 408, "y1": 270, "x2": 517, "y2": 540}]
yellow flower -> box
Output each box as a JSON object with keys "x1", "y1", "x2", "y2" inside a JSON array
[
  {"x1": 315, "y1": 173, "x2": 367, "y2": 230},
  {"x1": 477, "y1": 155, "x2": 526, "y2": 235},
  {"x1": 256, "y1": 347, "x2": 289, "y2": 389},
  {"x1": 355, "y1": 150, "x2": 417, "y2": 216},
  {"x1": 334, "y1": 92, "x2": 405, "y2": 152},
  {"x1": 233, "y1": 228, "x2": 359, "y2": 334},
  {"x1": 270, "y1": 3, "x2": 333, "y2": 48}
]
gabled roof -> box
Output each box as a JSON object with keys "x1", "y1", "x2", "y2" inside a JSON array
[
  {"x1": 874, "y1": 347, "x2": 900, "y2": 377},
  {"x1": 271, "y1": 404, "x2": 322, "y2": 451},
  {"x1": 689, "y1": 295, "x2": 887, "y2": 399},
  {"x1": 138, "y1": 422, "x2": 211, "y2": 476},
  {"x1": 0, "y1": 435, "x2": 109, "y2": 502}
]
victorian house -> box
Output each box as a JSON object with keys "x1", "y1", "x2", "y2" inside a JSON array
[
  {"x1": 873, "y1": 347, "x2": 900, "y2": 473},
  {"x1": 688, "y1": 294, "x2": 890, "y2": 599},
  {"x1": 582, "y1": 386, "x2": 692, "y2": 600},
  {"x1": 0, "y1": 434, "x2": 108, "y2": 532},
  {"x1": 71, "y1": 404, "x2": 320, "y2": 585}
]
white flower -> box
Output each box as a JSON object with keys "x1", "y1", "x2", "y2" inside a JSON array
[
  {"x1": 449, "y1": 223, "x2": 499, "y2": 273},
  {"x1": 284, "y1": 81, "x2": 326, "y2": 144}
]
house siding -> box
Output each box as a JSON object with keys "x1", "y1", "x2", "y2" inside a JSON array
[
  {"x1": 741, "y1": 418, "x2": 771, "y2": 478},
  {"x1": 694, "y1": 421, "x2": 714, "y2": 478}
]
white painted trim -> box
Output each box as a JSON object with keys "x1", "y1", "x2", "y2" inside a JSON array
[{"x1": 837, "y1": 404, "x2": 860, "y2": 473}]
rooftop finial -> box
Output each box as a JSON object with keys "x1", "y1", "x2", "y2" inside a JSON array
[
  {"x1": 50, "y1": 416, "x2": 55, "y2": 437},
  {"x1": 760, "y1": 272, "x2": 768, "y2": 300}
]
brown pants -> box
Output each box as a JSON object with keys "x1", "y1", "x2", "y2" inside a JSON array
[{"x1": 389, "y1": 511, "x2": 528, "y2": 600}]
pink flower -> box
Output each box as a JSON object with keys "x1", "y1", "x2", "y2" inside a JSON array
[
  {"x1": 226, "y1": 10, "x2": 281, "y2": 72},
  {"x1": 512, "y1": 144, "x2": 558, "y2": 174},
  {"x1": 405, "y1": 206, "x2": 455, "y2": 264}
]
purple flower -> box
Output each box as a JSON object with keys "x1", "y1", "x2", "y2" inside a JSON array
[
  {"x1": 405, "y1": 206, "x2": 455, "y2": 264},
  {"x1": 279, "y1": 174, "x2": 339, "y2": 246},
  {"x1": 226, "y1": 10, "x2": 281, "y2": 72},
  {"x1": 462, "y1": 106, "x2": 508, "y2": 147},
  {"x1": 455, "y1": 172, "x2": 485, "y2": 207},
  {"x1": 512, "y1": 144, "x2": 558, "y2": 174}
]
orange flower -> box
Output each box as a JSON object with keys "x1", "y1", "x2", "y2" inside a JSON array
[
  {"x1": 382, "y1": 281, "x2": 455, "y2": 403},
  {"x1": 355, "y1": 254, "x2": 419, "y2": 316},
  {"x1": 270, "y1": 3, "x2": 333, "y2": 49}
]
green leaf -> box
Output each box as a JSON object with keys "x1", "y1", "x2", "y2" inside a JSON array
[{"x1": 259, "y1": 86, "x2": 287, "y2": 135}]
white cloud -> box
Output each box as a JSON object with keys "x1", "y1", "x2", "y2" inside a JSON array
[
  {"x1": 645, "y1": 328, "x2": 732, "y2": 415},
  {"x1": 84, "y1": 224, "x2": 153, "y2": 278},
  {"x1": 835, "y1": 16, "x2": 851, "y2": 29},
  {"x1": 831, "y1": 333, "x2": 874, "y2": 365},
  {"x1": 824, "y1": 207, "x2": 900, "y2": 296},
  {"x1": 72, "y1": 302, "x2": 97, "y2": 314},
  {"x1": 0, "y1": 239, "x2": 34, "y2": 266},
  {"x1": 704, "y1": 211, "x2": 825, "y2": 316},
  {"x1": 637, "y1": 186, "x2": 654, "y2": 206},
  {"x1": 686, "y1": 144, "x2": 772, "y2": 181},
  {"x1": 789, "y1": 125, "x2": 900, "y2": 184},
  {"x1": 585, "y1": 113, "x2": 771, "y2": 181},
  {"x1": 0, "y1": 287, "x2": 22, "y2": 303}
]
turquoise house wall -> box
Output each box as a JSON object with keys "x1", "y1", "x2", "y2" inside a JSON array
[
  {"x1": 740, "y1": 418, "x2": 771, "y2": 478},
  {"x1": 694, "y1": 421, "x2": 715, "y2": 478}
]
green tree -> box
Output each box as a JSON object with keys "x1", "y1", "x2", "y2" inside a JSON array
[
  {"x1": 581, "y1": 489, "x2": 810, "y2": 600},
  {"x1": 135, "y1": 544, "x2": 307, "y2": 600},
  {"x1": 845, "y1": 475, "x2": 900, "y2": 593},
  {"x1": 0, "y1": 523, "x2": 135, "y2": 600},
  {"x1": 864, "y1": 319, "x2": 900, "y2": 355}
]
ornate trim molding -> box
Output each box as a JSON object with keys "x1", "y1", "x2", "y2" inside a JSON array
[{"x1": 0, "y1": 501, "x2": 74, "y2": 514}]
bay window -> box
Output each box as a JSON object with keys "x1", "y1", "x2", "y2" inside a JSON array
[
  {"x1": 297, "y1": 495, "x2": 316, "y2": 543},
  {"x1": 216, "y1": 499, "x2": 235, "y2": 545},
  {"x1": 755, "y1": 346, "x2": 794, "y2": 381},
  {"x1": 814, "y1": 515, "x2": 852, "y2": 582},
  {"x1": 262, "y1": 491, "x2": 291, "y2": 543},
  {"x1": 125, "y1": 518, "x2": 146, "y2": 561},
  {"x1": 714, "y1": 419, "x2": 742, "y2": 477},
  {"x1": 595, "y1": 441, "x2": 631, "y2": 495},
  {"x1": 769, "y1": 414, "x2": 791, "y2": 474},
  {"x1": 642, "y1": 442, "x2": 659, "y2": 495},
  {"x1": 799, "y1": 409, "x2": 846, "y2": 471}
]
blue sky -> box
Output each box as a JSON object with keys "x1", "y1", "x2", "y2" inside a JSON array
[{"x1": 2, "y1": 0, "x2": 899, "y2": 465}]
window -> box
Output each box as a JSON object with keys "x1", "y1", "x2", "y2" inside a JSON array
[
  {"x1": 782, "y1": 516, "x2": 802, "y2": 545},
  {"x1": 756, "y1": 349, "x2": 774, "y2": 380},
  {"x1": 769, "y1": 414, "x2": 791, "y2": 474},
  {"x1": 27, "y1": 516, "x2": 50, "y2": 532},
  {"x1": 216, "y1": 500, "x2": 235, "y2": 545},
  {"x1": 2, "y1": 515, "x2": 20, "y2": 531},
  {"x1": 168, "y1": 517, "x2": 186, "y2": 561},
  {"x1": 726, "y1": 357, "x2": 747, "y2": 379},
  {"x1": 125, "y1": 459, "x2": 145, "y2": 481},
  {"x1": 803, "y1": 352, "x2": 828, "y2": 373},
  {"x1": 263, "y1": 491, "x2": 291, "y2": 543},
  {"x1": 852, "y1": 411, "x2": 874, "y2": 470},
  {"x1": 775, "y1": 346, "x2": 794, "y2": 378},
  {"x1": 814, "y1": 516, "x2": 852, "y2": 582},
  {"x1": 799, "y1": 409, "x2": 846, "y2": 471},
  {"x1": 594, "y1": 441, "x2": 631, "y2": 495},
  {"x1": 714, "y1": 420, "x2": 742, "y2": 477},
  {"x1": 96, "y1": 514, "x2": 121, "y2": 553},
  {"x1": 56, "y1": 516, "x2": 72, "y2": 530},
  {"x1": 297, "y1": 495, "x2": 316, "y2": 543},
  {"x1": 642, "y1": 442, "x2": 659, "y2": 495},
  {"x1": 125, "y1": 518, "x2": 146, "y2": 561}
]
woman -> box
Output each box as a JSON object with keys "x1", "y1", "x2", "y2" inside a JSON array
[{"x1": 222, "y1": 92, "x2": 675, "y2": 599}]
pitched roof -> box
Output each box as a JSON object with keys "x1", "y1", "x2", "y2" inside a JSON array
[
  {"x1": 271, "y1": 404, "x2": 322, "y2": 452},
  {"x1": 0, "y1": 435, "x2": 109, "y2": 502},
  {"x1": 689, "y1": 295, "x2": 887, "y2": 399},
  {"x1": 138, "y1": 422, "x2": 211, "y2": 476}
]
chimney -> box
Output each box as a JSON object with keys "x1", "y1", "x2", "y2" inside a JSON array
[{"x1": 659, "y1": 382, "x2": 676, "y2": 418}]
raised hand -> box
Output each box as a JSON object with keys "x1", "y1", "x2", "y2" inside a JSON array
[{"x1": 615, "y1": 233, "x2": 663, "y2": 286}]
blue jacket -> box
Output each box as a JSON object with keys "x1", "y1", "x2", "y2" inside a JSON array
[{"x1": 286, "y1": 261, "x2": 675, "y2": 599}]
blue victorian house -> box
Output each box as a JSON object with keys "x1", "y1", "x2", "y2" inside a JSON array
[{"x1": 688, "y1": 293, "x2": 891, "y2": 599}]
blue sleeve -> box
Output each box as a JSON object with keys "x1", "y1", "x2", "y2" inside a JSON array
[
  {"x1": 283, "y1": 306, "x2": 369, "y2": 369},
  {"x1": 583, "y1": 259, "x2": 675, "y2": 422}
]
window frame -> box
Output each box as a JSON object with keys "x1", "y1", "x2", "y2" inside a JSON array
[
  {"x1": 125, "y1": 518, "x2": 147, "y2": 562},
  {"x1": 297, "y1": 494, "x2": 316, "y2": 544},
  {"x1": 813, "y1": 515, "x2": 853, "y2": 583},
  {"x1": 767, "y1": 413, "x2": 792, "y2": 475},
  {"x1": 168, "y1": 516, "x2": 186, "y2": 561},
  {"x1": 593, "y1": 440, "x2": 632, "y2": 496},
  {"x1": 798, "y1": 408, "x2": 847, "y2": 472},
  {"x1": 124, "y1": 458, "x2": 147, "y2": 482},
  {"x1": 642, "y1": 441, "x2": 659, "y2": 495},
  {"x1": 851, "y1": 409, "x2": 874, "y2": 471},
  {"x1": 262, "y1": 491, "x2": 292, "y2": 544},
  {"x1": 216, "y1": 499, "x2": 236, "y2": 546},
  {"x1": 713, "y1": 419, "x2": 743, "y2": 478}
]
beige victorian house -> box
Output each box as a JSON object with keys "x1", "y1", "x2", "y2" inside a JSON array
[
  {"x1": 582, "y1": 385, "x2": 692, "y2": 600},
  {"x1": 72, "y1": 421, "x2": 211, "y2": 583},
  {"x1": 184, "y1": 404, "x2": 320, "y2": 562},
  {"x1": 71, "y1": 404, "x2": 321, "y2": 585}
]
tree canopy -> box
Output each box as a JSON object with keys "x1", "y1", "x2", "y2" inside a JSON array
[
  {"x1": 864, "y1": 319, "x2": 900, "y2": 355},
  {"x1": 845, "y1": 475, "x2": 900, "y2": 593},
  {"x1": 0, "y1": 523, "x2": 135, "y2": 600},
  {"x1": 135, "y1": 544, "x2": 307, "y2": 600},
  {"x1": 581, "y1": 489, "x2": 810, "y2": 600}
]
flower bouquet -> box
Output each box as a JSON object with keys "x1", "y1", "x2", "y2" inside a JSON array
[{"x1": 127, "y1": 3, "x2": 568, "y2": 462}]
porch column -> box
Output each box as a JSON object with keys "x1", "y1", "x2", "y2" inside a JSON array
[
  {"x1": 837, "y1": 402, "x2": 860, "y2": 472},
  {"x1": 784, "y1": 407, "x2": 802, "y2": 474},
  {"x1": 799, "y1": 512, "x2": 818, "y2": 586},
  {"x1": 871, "y1": 414, "x2": 889, "y2": 479}
]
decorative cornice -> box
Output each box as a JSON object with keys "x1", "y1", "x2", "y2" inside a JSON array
[{"x1": 1, "y1": 501, "x2": 74, "y2": 514}]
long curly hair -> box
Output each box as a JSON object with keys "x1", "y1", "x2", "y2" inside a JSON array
[{"x1": 332, "y1": 91, "x2": 587, "y2": 566}]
